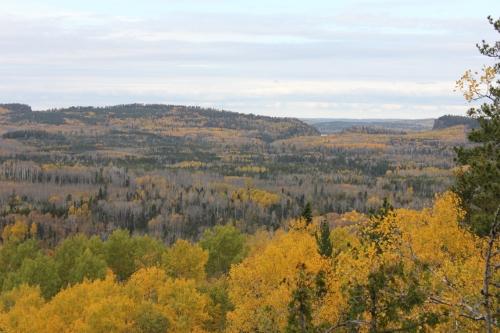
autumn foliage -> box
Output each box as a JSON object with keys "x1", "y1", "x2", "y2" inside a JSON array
[{"x1": 0, "y1": 192, "x2": 494, "y2": 332}]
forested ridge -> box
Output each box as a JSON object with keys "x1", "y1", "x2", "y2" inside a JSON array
[
  {"x1": 2, "y1": 103, "x2": 319, "y2": 141},
  {"x1": 432, "y1": 115, "x2": 479, "y2": 130},
  {"x1": 0, "y1": 16, "x2": 498, "y2": 333}
]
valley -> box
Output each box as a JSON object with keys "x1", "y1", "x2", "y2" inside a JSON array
[{"x1": 0, "y1": 103, "x2": 469, "y2": 243}]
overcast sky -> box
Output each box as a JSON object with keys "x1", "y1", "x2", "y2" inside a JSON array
[{"x1": 1, "y1": 0, "x2": 499, "y2": 118}]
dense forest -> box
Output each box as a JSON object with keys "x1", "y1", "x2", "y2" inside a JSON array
[
  {"x1": 432, "y1": 115, "x2": 479, "y2": 130},
  {"x1": 0, "y1": 100, "x2": 469, "y2": 244},
  {"x1": 0, "y1": 15, "x2": 497, "y2": 333}
]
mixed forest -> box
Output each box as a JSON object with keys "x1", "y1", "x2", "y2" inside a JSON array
[
  {"x1": 0, "y1": 16, "x2": 497, "y2": 333},
  {"x1": 0, "y1": 102, "x2": 469, "y2": 244}
]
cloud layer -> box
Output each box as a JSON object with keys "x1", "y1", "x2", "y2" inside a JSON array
[{"x1": 1, "y1": 0, "x2": 498, "y2": 118}]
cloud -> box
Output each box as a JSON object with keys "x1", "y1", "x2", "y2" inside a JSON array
[
  {"x1": 0, "y1": 2, "x2": 495, "y2": 118},
  {"x1": 0, "y1": 76, "x2": 466, "y2": 118}
]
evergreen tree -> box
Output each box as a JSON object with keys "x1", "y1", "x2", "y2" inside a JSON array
[
  {"x1": 370, "y1": 197, "x2": 393, "y2": 220},
  {"x1": 301, "y1": 202, "x2": 313, "y2": 225},
  {"x1": 363, "y1": 198, "x2": 395, "y2": 254},
  {"x1": 346, "y1": 262, "x2": 439, "y2": 333},
  {"x1": 454, "y1": 16, "x2": 500, "y2": 333},
  {"x1": 286, "y1": 263, "x2": 315, "y2": 333},
  {"x1": 314, "y1": 270, "x2": 327, "y2": 299},
  {"x1": 454, "y1": 16, "x2": 499, "y2": 237},
  {"x1": 315, "y1": 220, "x2": 333, "y2": 258},
  {"x1": 314, "y1": 220, "x2": 333, "y2": 301}
]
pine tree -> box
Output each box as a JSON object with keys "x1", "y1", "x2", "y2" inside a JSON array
[
  {"x1": 454, "y1": 16, "x2": 500, "y2": 333},
  {"x1": 454, "y1": 16, "x2": 499, "y2": 237}
]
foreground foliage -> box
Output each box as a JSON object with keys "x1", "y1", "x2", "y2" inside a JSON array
[{"x1": 0, "y1": 192, "x2": 494, "y2": 332}]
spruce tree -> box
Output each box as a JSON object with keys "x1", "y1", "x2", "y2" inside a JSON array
[
  {"x1": 286, "y1": 264, "x2": 315, "y2": 333},
  {"x1": 301, "y1": 202, "x2": 313, "y2": 225},
  {"x1": 315, "y1": 220, "x2": 333, "y2": 258},
  {"x1": 314, "y1": 221, "x2": 332, "y2": 301},
  {"x1": 345, "y1": 262, "x2": 439, "y2": 333}
]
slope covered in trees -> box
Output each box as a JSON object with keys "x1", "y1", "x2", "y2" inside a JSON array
[
  {"x1": 3, "y1": 104, "x2": 319, "y2": 142},
  {"x1": 0, "y1": 97, "x2": 471, "y2": 243},
  {"x1": 432, "y1": 115, "x2": 479, "y2": 130}
]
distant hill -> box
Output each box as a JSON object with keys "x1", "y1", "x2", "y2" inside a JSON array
[
  {"x1": 0, "y1": 103, "x2": 32, "y2": 113},
  {"x1": 342, "y1": 126, "x2": 407, "y2": 135},
  {"x1": 1, "y1": 103, "x2": 319, "y2": 142},
  {"x1": 432, "y1": 115, "x2": 478, "y2": 130},
  {"x1": 302, "y1": 118, "x2": 434, "y2": 134}
]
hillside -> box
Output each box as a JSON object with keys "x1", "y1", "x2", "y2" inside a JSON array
[
  {"x1": 432, "y1": 114, "x2": 479, "y2": 130},
  {"x1": 0, "y1": 101, "x2": 470, "y2": 241},
  {"x1": 2, "y1": 104, "x2": 319, "y2": 142},
  {"x1": 303, "y1": 118, "x2": 435, "y2": 134}
]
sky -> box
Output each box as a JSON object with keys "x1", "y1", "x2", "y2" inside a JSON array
[{"x1": 1, "y1": 0, "x2": 499, "y2": 118}]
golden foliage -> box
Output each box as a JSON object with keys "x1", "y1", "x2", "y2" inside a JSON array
[
  {"x1": 67, "y1": 202, "x2": 90, "y2": 218},
  {"x1": 126, "y1": 267, "x2": 209, "y2": 333},
  {"x1": 231, "y1": 188, "x2": 280, "y2": 207},
  {"x1": 171, "y1": 161, "x2": 206, "y2": 169},
  {"x1": 0, "y1": 270, "x2": 210, "y2": 333},
  {"x1": 456, "y1": 66, "x2": 497, "y2": 101},
  {"x1": 2, "y1": 219, "x2": 29, "y2": 242},
  {"x1": 0, "y1": 192, "x2": 492, "y2": 332},
  {"x1": 235, "y1": 166, "x2": 267, "y2": 173},
  {"x1": 226, "y1": 192, "x2": 489, "y2": 332},
  {"x1": 227, "y1": 230, "x2": 328, "y2": 332},
  {"x1": 162, "y1": 239, "x2": 208, "y2": 283}
]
